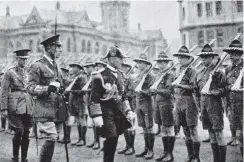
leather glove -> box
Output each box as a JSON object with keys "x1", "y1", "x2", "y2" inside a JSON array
[
  {"x1": 93, "y1": 116, "x2": 104, "y2": 127},
  {"x1": 127, "y1": 110, "x2": 135, "y2": 122}
]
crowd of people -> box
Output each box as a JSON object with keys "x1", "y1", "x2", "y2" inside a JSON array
[{"x1": 0, "y1": 33, "x2": 243, "y2": 162}]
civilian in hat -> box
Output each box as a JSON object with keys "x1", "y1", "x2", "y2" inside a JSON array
[
  {"x1": 150, "y1": 51, "x2": 176, "y2": 162},
  {"x1": 133, "y1": 52, "x2": 155, "y2": 160},
  {"x1": 89, "y1": 46, "x2": 134, "y2": 162},
  {"x1": 173, "y1": 46, "x2": 201, "y2": 162},
  {"x1": 224, "y1": 39, "x2": 243, "y2": 158},
  {"x1": 1, "y1": 49, "x2": 33, "y2": 162},
  {"x1": 27, "y1": 35, "x2": 66, "y2": 162},
  {"x1": 59, "y1": 62, "x2": 88, "y2": 147},
  {"x1": 193, "y1": 44, "x2": 227, "y2": 162}
]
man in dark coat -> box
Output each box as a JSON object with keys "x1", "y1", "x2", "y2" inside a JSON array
[
  {"x1": 27, "y1": 35, "x2": 66, "y2": 162},
  {"x1": 224, "y1": 39, "x2": 243, "y2": 157},
  {"x1": 194, "y1": 44, "x2": 227, "y2": 162},
  {"x1": 89, "y1": 46, "x2": 134, "y2": 162},
  {"x1": 1, "y1": 49, "x2": 33, "y2": 162},
  {"x1": 173, "y1": 46, "x2": 201, "y2": 162}
]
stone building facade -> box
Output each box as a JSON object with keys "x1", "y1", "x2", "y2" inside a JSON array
[{"x1": 0, "y1": 1, "x2": 167, "y2": 69}]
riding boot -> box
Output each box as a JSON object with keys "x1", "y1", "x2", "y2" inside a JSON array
[
  {"x1": 192, "y1": 142, "x2": 201, "y2": 162},
  {"x1": 103, "y1": 137, "x2": 119, "y2": 162},
  {"x1": 218, "y1": 145, "x2": 226, "y2": 162},
  {"x1": 76, "y1": 126, "x2": 86, "y2": 146},
  {"x1": 184, "y1": 139, "x2": 193, "y2": 162},
  {"x1": 92, "y1": 132, "x2": 100, "y2": 150},
  {"x1": 12, "y1": 137, "x2": 21, "y2": 162},
  {"x1": 145, "y1": 133, "x2": 155, "y2": 160},
  {"x1": 87, "y1": 126, "x2": 96, "y2": 148},
  {"x1": 125, "y1": 130, "x2": 135, "y2": 155},
  {"x1": 162, "y1": 136, "x2": 175, "y2": 162},
  {"x1": 21, "y1": 139, "x2": 29, "y2": 162},
  {"x1": 118, "y1": 131, "x2": 129, "y2": 154},
  {"x1": 156, "y1": 136, "x2": 168, "y2": 161},
  {"x1": 211, "y1": 143, "x2": 219, "y2": 162},
  {"x1": 135, "y1": 133, "x2": 148, "y2": 158},
  {"x1": 58, "y1": 126, "x2": 71, "y2": 144},
  {"x1": 39, "y1": 140, "x2": 55, "y2": 162}
]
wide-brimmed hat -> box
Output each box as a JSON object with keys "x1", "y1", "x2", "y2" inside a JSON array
[
  {"x1": 69, "y1": 61, "x2": 83, "y2": 69},
  {"x1": 40, "y1": 35, "x2": 62, "y2": 47},
  {"x1": 103, "y1": 46, "x2": 129, "y2": 59},
  {"x1": 14, "y1": 49, "x2": 30, "y2": 59},
  {"x1": 133, "y1": 53, "x2": 151, "y2": 65},
  {"x1": 60, "y1": 64, "x2": 69, "y2": 73},
  {"x1": 173, "y1": 46, "x2": 193, "y2": 58},
  {"x1": 154, "y1": 51, "x2": 172, "y2": 61},
  {"x1": 223, "y1": 39, "x2": 243, "y2": 54},
  {"x1": 197, "y1": 44, "x2": 218, "y2": 57},
  {"x1": 83, "y1": 58, "x2": 95, "y2": 67}
]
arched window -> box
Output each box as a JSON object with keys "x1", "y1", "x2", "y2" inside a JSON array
[
  {"x1": 29, "y1": 40, "x2": 34, "y2": 51},
  {"x1": 87, "y1": 41, "x2": 91, "y2": 53},
  {"x1": 37, "y1": 39, "x2": 42, "y2": 52},
  {"x1": 67, "y1": 38, "x2": 71, "y2": 52},
  {"x1": 198, "y1": 31, "x2": 204, "y2": 47},
  {"x1": 95, "y1": 42, "x2": 99, "y2": 54},
  {"x1": 16, "y1": 41, "x2": 22, "y2": 49},
  {"x1": 81, "y1": 40, "x2": 86, "y2": 53},
  {"x1": 102, "y1": 45, "x2": 107, "y2": 55}
]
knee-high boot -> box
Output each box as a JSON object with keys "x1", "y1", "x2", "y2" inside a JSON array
[
  {"x1": 21, "y1": 130, "x2": 30, "y2": 162},
  {"x1": 162, "y1": 136, "x2": 175, "y2": 162},
  {"x1": 12, "y1": 135, "x2": 21, "y2": 162},
  {"x1": 125, "y1": 130, "x2": 135, "y2": 155},
  {"x1": 211, "y1": 143, "x2": 219, "y2": 162},
  {"x1": 39, "y1": 140, "x2": 55, "y2": 162},
  {"x1": 103, "y1": 137, "x2": 119, "y2": 162},
  {"x1": 76, "y1": 126, "x2": 86, "y2": 146},
  {"x1": 58, "y1": 126, "x2": 71, "y2": 144},
  {"x1": 145, "y1": 133, "x2": 155, "y2": 160},
  {"x1": 156, "y1": 137, "x2": 168, "y2": 161},
  {"x1": 87, "y1": 126, "x2": 96, "y2": 148},
  {"x1": 135, "y1": 133, "x2": 148, "y2": 157},
  {"x1": 92, "y1": 128, "x2": 100, "y2": 150},
  {"x1": 118, "y1": 131, "x2": 129, "y2": 154},
  {"x1": 184, "y1": 139, "x2": 193, "y2": 162},
  {"x1": 218, "y1": 145, "x2": 226, "y2": 162},
  {"x1": 192, "y1": 142, "x2": 201, "y2": 162}
]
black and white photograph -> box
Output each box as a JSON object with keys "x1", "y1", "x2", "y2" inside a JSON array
[{"x1": 0, "y1": 0, "x2": 243, "y2": 162}]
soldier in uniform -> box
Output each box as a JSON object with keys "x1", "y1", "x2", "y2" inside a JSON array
[
  {"x1": 1, "y1": 49, "x2": 33, "y2": 162},
  {"x1": 224, "y1": 39, "x2": 243, "y2": 157},
  {"x1": 150, "y1": 52, "x2": 176, "y2": 162},
  {"x1": 27, "y1": 35, "x2": 66, "y2": 162},
  {"x1": 194, "y1": 44, "x2": 227, "y2": 162},
  {"x1": 89, "y1": 46, "x2": 134, "y2": 162},
  {"x1": 133, "y1": 53, "x2": 155, "y2": 160},
  {"x1": 173, "y1": 46, "x2": 201, "y2": 162},
  {"x1": 117, "y1": 62, "x2": 136, "y2": 156}
]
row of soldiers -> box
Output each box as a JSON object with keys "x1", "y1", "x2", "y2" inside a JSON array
[{"x1": 0, "y1": 33, "x2": 243, "y2": 162}]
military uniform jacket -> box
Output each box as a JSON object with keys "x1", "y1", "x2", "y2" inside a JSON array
[
  {"x1": 125, "y1": 73, "x2": 137, "y2": 111},
  {"x1": 194, "y1": 64, "x2": 226, "y2": 111},
  {"x1": 68, "y1": 71, "x2": 88, "y2": 116},
  {"x1": 27, "y1": 57, "x2": 66, "y2": 122},
  {"x1": 1, "y1": 65, "x2": 33, "y2": 115},
  {"x1": 225, "y1": 59, "x2": 243, "y2": 112},
  {"x1": 155, "y1": 70, "x2": 174, "y2": 106},
  {"x1": 89, "y1": 65, "x2": 131, "y2": 137}
]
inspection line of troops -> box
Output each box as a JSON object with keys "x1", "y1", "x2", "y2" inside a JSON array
[{"x1": 0, "y1": 33, "x2": 243, "y2": 162}]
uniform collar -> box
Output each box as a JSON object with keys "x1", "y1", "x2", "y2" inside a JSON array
[
  {"x1": 44, "y1": 54, "x2": 54, "y2": 65},
  {"x1": 107, "y1": 64, "x2": 118, "y2": 73}
]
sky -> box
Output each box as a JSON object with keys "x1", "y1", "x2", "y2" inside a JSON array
[{"x1": 0, "y1": 0, "x2": 180, "y2": 43}]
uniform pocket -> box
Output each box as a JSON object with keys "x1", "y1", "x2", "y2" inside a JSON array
[{"x1": 8, "y1": 92, "x2": 21, "y2": 113}]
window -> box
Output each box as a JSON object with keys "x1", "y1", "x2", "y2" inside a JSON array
[
  {"x1": 198, "y1": 31, "x2": 204, "y2": 47},
  {"x1": 16, "y1": 41, "x2": 22, "y2": 49},
  {"x1": 102, "y1": 45, "x2": 107, "y2": 55},
  {"x1": 215, "y1": 1, "x2": 222, "y2": 15},
  {"x1": 197, "y1": 3, "x2": 202, "y2": 17},
  {"x1": 206, "y1": 2, "x2": 213, "y2": 17},
  {"x1": 81, "y1": 40, "x2": 86, "y2": 53},
  {"x1": 216, "y1": 29, "x2": 224, "y2": 47},
  {"x1": 207, "y1": 30, "x2": 214, "y2": 47},
  {"x1": 182, "y1": 7, "x2": 185, "y2": 20},
  {"x1": 29, "y1": 40, "x2": 33, "y2": 51},
  {"x1": 67, "y1": 38, "x2": 71, "y2": 52},
  {"x1": 182, "y1": 34, "x2": 186, "y2": 46},
  {"x1": 37, "y1": 39, "x2": 42, "y2": 52},
  {"x1": 87, "y1": 41, "x2": 91, "y2": 53},
  {"x1": 237, "y1": 1, "x2": 243, "y2": 12},
  {"x1": 95, "y1": 42, "x2": 99, "y2": 54}
]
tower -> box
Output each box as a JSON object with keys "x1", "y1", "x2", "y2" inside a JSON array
[{"x1": 100, "y1": 1, "x2": 130, "y2": 32}]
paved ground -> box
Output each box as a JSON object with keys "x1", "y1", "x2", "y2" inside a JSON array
[{"x1": 0, "y1": 116, "x2": 242, "y2": 162}]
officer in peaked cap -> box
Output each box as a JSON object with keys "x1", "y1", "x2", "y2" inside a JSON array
[
  {"x1": 173, "y1": 46, "x2": 201, "y2": 162},
  {"x1": 224, "y1": 39, "x2": 243, "y2": 158},
  {"x1": 89, "y1": 45, "x2": 134, "y2": 162},
  {"x1": 27, "y1": 35, "x2": 66, "y2": 162},
  {"x1": 1, "y1": 49, "x2": 33, "y2": 162},
  {"x1": 194, "y1": 44, "x2": 227, "y2": 162}
]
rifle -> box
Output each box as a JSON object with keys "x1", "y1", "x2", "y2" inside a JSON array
[{"x1": 201, "y1": 33, "x2": 242, "y2": 95}]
